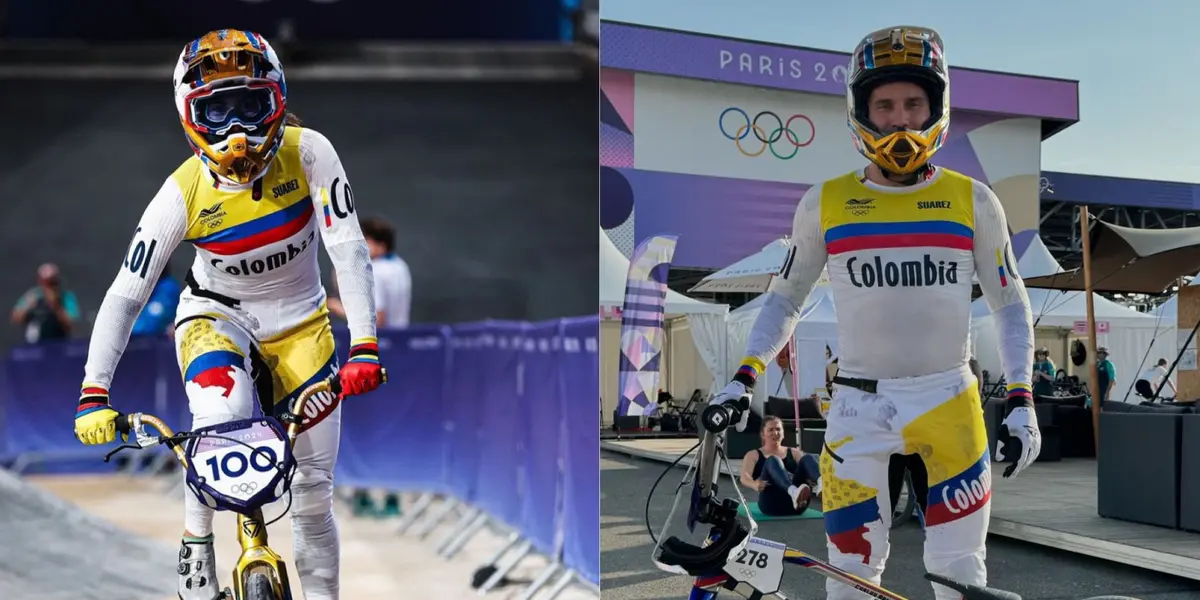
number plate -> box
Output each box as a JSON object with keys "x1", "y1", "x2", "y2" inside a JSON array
[
  {"x1": 190, "y1": 420, "x2": 287, "y2": 502},
  {"x1": 723, "y1": 537, "x2": 785, "y2": 595}
]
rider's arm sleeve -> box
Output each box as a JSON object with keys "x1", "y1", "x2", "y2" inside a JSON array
[
  {"x1": 301, "y1": 127, "x2": 379, "y2": 346},
  {"x1": 82, "y1": 178, "x2": 188, "y2": 392},
  {"x1": 971, "y1": 180, "x2": 1034, "y2": 398},
  {"x1": 738, "y1": 184, "x2": 828, "y2": 386}
]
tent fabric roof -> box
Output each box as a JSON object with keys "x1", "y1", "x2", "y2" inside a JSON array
[
  {"x1": 973, "y1": 238, "x2": 1157, "y2": 326},
  {"x1": 1023, "y1": 220, "x2": 1200, "y2": 294},
  {"x1": 600, "y1": 229, "x2": 728, "y2": 316}
]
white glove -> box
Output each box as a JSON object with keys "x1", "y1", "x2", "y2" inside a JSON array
[
  {"x1": 710, "y1": 380, "x2": 752, "y2": 432},
  {"x1": 995, "y1": 406, "x2": 1041, "y2": 478}
]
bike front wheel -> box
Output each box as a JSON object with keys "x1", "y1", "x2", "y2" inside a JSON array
[{"x1": 244, "y1": 572, "x2": 280, "y2": 600}]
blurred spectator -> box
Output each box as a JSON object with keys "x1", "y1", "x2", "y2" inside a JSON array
[
  {"x1": 329, "y1": 216, "x2": 412, "y2": 329},
  {"x1": 11, "y1": 263, "x2": 81, "y2": 344},
  {"x1": 335, "y1": 216, "x2": 412, "y2": 517},
  {"x1": 571, "y1": 0, "x2": 598, "y2": 47},
  {"x1": 131, "y1": 263, "x2": 182, "y2": 338},
  {"x1": 1096, "y1": 347, "x2": 1117, "y2": 403},
  {"x1": 1032, "y1": 347, "x2": 1056, "y2": 398}
]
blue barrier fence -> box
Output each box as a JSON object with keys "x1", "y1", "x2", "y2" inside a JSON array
[{"x1": 0, "y1": 316, "x2": 599, "y2": 587}]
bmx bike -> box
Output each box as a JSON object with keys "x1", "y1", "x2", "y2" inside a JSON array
[
  {"x1": 647, "y1": 396, "x2": 1141, "y2": 600},
  {"x1": 103, "y1": 369, "x2": 386, "y2": 600}
]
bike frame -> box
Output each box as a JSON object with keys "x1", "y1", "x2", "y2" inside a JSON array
[
  {"x1": 112, "y1": 370, "x2": 385, "y2": 600},
  {"x1": 691, "y1": 538, "x2": 914, "y2": 600},
  {"x1": 656, "y1": 399, "x2": 1025, "y2": 600}
]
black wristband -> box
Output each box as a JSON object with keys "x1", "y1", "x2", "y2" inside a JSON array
[
  {"x1": 1004, "y1": 394, "x2": 1034, "y2": 413},
  {"x1": 732, "y1": 372, "x2": 756, "y2": 389}
]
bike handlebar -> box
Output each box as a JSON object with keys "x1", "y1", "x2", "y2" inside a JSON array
[
  {"x1": 698, "y1": 398, "x2": 746, "y2": 435},
  {"x1": 107, "y1": 368, "x2": 387, "y2": 466}
]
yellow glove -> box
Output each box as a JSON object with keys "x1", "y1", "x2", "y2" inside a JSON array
[{"x1": 75, "y1": 386, "x2": 120, "y2": 445}]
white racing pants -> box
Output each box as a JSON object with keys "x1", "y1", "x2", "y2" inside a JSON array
[
  {"x1": 819, "y1": 364, "x2": 990, "y2": 600},
  {"x1": 174, "y1": 289, "x2": 343, "y2": 599}
]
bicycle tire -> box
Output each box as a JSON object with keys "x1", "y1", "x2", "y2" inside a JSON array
[{"x1": 244, "y1": 572, "x2": 280, "y2": 600}]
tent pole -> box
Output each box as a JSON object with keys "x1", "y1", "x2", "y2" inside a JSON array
[
  {"x1": 788, "y1": 337, "x2": 801, "y2": 447},
  {"x1": 1080, "y1": 205, "x2": 1102, "y2": 457}
]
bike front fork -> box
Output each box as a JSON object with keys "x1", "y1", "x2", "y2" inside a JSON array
[{"x1": 230, "y1": 508, "x2": 293, "y2": 600}]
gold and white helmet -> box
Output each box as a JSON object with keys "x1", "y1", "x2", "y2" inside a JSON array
[
  {"x1": 172, "y1": 30, "x2": 289, "y2": 185},
  {"x1": 846, "y1": 26, "x2": 950, "y2": 175}
]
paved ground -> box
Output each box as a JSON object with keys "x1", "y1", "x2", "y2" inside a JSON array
[
  {"x1": 1, "y1": 468, "x2": 592, "y2": 600},
  {"x1": 600, "y1": 451, "x2": 1200, "y2": 600}
]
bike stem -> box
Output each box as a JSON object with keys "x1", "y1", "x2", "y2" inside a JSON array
[{"x1": 236, "y1": 509, "x2": 272, "y2": 550}]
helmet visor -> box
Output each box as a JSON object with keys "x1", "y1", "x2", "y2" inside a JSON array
[{"x1": 187, "y1": 83, "x2": 282, "y2": 134}]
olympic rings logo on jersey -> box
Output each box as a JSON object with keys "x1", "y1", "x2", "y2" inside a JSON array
[
  {"x1": 718, "y1": 108, "x2": 816, "y2": 159},
  {"x1": 230, "y1": 482, "x2": 259, "y2": 495}
]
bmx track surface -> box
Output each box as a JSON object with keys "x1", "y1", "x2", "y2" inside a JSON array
[{"x1": 0, "y1": 469, "x2": 587, "y2": 600}]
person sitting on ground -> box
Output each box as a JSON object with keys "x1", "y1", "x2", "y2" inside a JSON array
[
  {"x1": 1136, "y1": 358, "x2": 1177, "y2": 400},
  {"x1": 739, "y1": 416, "x2": 819, "y2": 516}
]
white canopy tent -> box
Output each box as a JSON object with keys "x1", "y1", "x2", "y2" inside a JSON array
[
  {"x1": 727, "y1": 274, "x2": 838, "y2": 411},
  {"x1": 1016, "y1": 235, "x2": 1066, "y2": 280},
  {"x1": 600, "y1": 229, "x2": 731, "y2": 408},
  {"x1": 970, "y1": 237, "x2": 1165, "y2": 398},
  {"x1": 689, "y1": 237, "x2": 792, "y2": 293}
]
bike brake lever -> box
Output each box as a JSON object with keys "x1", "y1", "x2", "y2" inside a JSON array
[{"x1": 103, "y1": 443, "x2": 141, "y2": 463}]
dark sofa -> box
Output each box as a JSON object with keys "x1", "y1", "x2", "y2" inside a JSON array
[{"x1": 1096, "y1": 402, "x2": 1199, "y2": 531}]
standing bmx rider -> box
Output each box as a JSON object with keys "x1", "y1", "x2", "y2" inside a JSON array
[{"x1": 708, "y1": 25, "x2": 1042, "y2": 600}]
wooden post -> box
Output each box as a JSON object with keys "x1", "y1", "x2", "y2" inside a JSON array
[
  {"x1": 1080, "y1": 205, "x2": 1101, "y2": 457},
  {"x1": 1177, "y1": 286, "x2": 1200, "y2": 399}
]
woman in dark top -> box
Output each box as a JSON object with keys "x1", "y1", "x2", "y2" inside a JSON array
[{"x1": 739, "y1": 416, "x2": 819, "y2": 515}]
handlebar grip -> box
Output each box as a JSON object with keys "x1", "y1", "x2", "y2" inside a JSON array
[
  {"x1": 114, "y1": 413, "x2": 131, "y2": 436},
  {"x1": 700, "y1": 403, "x2": 739, "y2": 433},
  {"x1": 699, "y1": 396, "x2": 751, "y2": 434}
]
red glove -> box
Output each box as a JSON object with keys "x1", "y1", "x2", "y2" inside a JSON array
[{"x1": 339, "y1": 341, "x2": 386, "y2": 398}]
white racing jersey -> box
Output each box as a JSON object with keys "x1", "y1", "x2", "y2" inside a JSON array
[
  {"x1": 82, "y1": 126, "x2": 378, "y2": 391},
  {"x1": 744, "y1": 167, "x2": 1033, "y2": 389}
]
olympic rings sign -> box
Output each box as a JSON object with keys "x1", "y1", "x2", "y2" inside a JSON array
[
  {"x1": 231, "y1": 482, "x2": 259, "y2": 495},
  {"x1": 719, "y1": 108, "x2": 816, "y2": 159}
]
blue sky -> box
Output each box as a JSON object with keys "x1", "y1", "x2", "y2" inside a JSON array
[{"x1": 601, "y1": 0, "x2": 1200, "y2": 183}]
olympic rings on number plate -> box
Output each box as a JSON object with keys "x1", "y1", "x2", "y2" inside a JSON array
[
  {"x1": 231, "y1": 481, "x2": 259, "y2": 495},
  {"x1": 718, "y1": 108, "x2": 816, "y2": 159}
]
